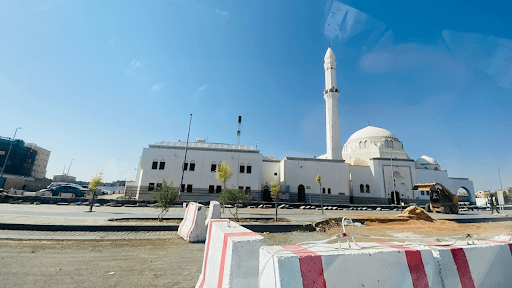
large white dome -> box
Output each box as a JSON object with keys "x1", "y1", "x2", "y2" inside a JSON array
[
  {"x1": 415, "y1": 155, "x2": 441, "y2": 170},
  {"x1": 347, "y1": 126, "x2": 397, "y2": 142}
]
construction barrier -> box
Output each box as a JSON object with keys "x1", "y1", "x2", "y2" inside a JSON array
[
  {"x1": 429, "y1": 240, "x2": 512, "y2": 288},
  {"x1": 259, "y1": 242, "x2": 442, "y2": 288},
  {"x1": 178, "y1": 202, "x2": 207, "y2": 243},
  {"x1": 205, "y1": 201, "x2": 221, "y2": 226},
  {"x1": 196, "y1": 220, "x2": 265, "y2": 288}
]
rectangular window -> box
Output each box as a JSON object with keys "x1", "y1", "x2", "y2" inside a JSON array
[
  {"x1": 239, "y1": 186, "x2": 244, "y2": 190},
  {"x1": 156, "y1": 183, "x2": 162, "y2": 190},
  {"x1": 189, "y1": 163, "x2": 195, "y2": 171},
  {"x1": 148, "y1": 183, "x2": 155, "y2": 191},
  {"x1": 186, "y1": 184, "x2": 193, "y2": 193},
  {"x1": 216, "y1": 185, "x2": 221, "y2": 193},
  {"x1": 181, "y1": 184, "x2": 185, "y2": 192},
  {"x1": 245, "y1": 187, "x2": 251, "y2": 192},
  {"x1": 183, "y1": 162, "x2": 188, "y2": 171},
  {"x1": 159, "y1": 162, "x2": 165, "y2": 170},
  {"x1": 274, "y1": 172, "x2": 277, "y2": 176},
  {"x1": 421, "y1": 191, "x2": 425, "y2": 195},
  {"x1": 239, "y1": 165, "x2": 245, "y2": 173},
  {"x1": 246, "y1": 166, "x2": 252, "y2": 174},
  {"x1": 152, "y1": 162, "x2": 158, "y2": 169},
  {"x1": 211, "y1": 164, "x2": 216, "y2": 172},
  {"x1": 209, "y1": 185, "x2": 214, "y2": 193},
  {"x1": 426, "y1": 191, "x2": 430, "y2": 195}
]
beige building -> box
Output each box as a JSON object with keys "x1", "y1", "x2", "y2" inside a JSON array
[{"x1": 25, "y1": 143, "x2": 50, "y2": 179}]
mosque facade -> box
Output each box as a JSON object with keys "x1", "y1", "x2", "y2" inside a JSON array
[{"x1": 134, "y1": 47, "x2": 475, "y2": 205}]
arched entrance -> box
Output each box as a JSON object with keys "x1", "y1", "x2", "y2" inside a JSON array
[
  {"x1": 298, "y1": 184, "x2": 306, "y2": 202},
  {"x1": 457, "y1": 187, "x2": 470, "y2": 203},
  {"x1": 262, "y1": 185, "x2": 272, "y2": 202},
  {"x1": 390, "y1": 191, "x2": 400, "y2": 205}
]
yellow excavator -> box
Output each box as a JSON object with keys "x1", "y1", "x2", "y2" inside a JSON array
[{"x1": 412, "y1": 183, "x2": 459, "y2": 214}]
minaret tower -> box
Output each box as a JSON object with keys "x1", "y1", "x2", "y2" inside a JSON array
[{"x1": 323, "y1": 45, "x2": 342, "y2": 160}]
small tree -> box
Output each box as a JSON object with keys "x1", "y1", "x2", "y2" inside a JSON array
[
  {"x1": 270, "y1": 182, "x2": 280, "y2": 222},
  {"x1": 215, "y1": 161, "x2": 233, "y2": 189},
  {"x1": 153, "y1": 182, "x2": 179, "y2": 221},
  {"x1": 218, "y1": 188, "x2": 249, "y2": 221},
  {"x1": 88, "y1": 176, "x2": 102, "y2": 212},
  {"x1": 316, "y1": 174, "x2": 324, "y2": 214}
]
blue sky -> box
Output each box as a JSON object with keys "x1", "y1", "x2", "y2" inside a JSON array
[{"x1": 0, "y1": 0, "x2": 510, "y2": 191}]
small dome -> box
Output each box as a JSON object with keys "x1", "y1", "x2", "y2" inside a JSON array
[
  {"x1": 347, "y1": 126, "x2": 397, "y2": 142},
  {"x1": 324, "y1": 47, "x2": 335, "y2": 60},
  {"x1": 415, "y1": 155, "x2": 441, "y2": 170}
]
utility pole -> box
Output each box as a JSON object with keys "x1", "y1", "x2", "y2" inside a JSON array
[
  {"x1": 67, "y1": 159, "x2": 74, "y2": 175},
  {"x1": 179, "y1": 114, "x2": 192, "y2": 195},
  {"x1": 498, "y1": 168, "x2": 503, "y2": 190},
  {"x1": 0, "y1": 127, "x2": 22, "y2": 187}
]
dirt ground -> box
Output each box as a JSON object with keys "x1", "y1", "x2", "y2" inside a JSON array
[
  {"x1": 0, "y1": 237, "x2": 205, "y2": 288},
  {"x1": 2, "y1": 218, "x2": 512, "y2": 288}
]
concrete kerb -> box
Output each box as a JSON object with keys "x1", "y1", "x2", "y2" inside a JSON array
[{"x1": 0, "y1": 223, "x2": 178, "y2": 231}]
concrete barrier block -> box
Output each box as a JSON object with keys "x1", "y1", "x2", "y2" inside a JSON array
[
  {"x1": 429, "y1": 240, "x2": 512, "y2": 287},
  {"x1": 491, "y1": 233, "x2": 512, "y2": 242},
  {"x1": 205, "y1": 201, "x2": 222, "y2": 226},
  {"x1": 196, "y1": 220, "x2": 265, "y2": 288},
  {"x1": 178, "y1": 202, "x2": 207, "y2": 243},
  {"x1": 259, "y1": 242, "x2": 442, "y2": 288}
]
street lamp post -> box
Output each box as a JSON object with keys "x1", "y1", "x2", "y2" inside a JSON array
[
  {"x1": 179, "y1": 114, "x2": 193, "y2": 195},
  {"x1": 0, "y1": 127, "x2": 22, "y2": 187}
]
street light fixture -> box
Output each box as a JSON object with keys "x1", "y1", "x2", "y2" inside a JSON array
[{"x1": 0, "y1": 127, "x2": 22, "y2": 187}]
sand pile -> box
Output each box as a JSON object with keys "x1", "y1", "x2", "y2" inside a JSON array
[{"x1": 396, "y1": 206, "x2": 433, "y2": 221}]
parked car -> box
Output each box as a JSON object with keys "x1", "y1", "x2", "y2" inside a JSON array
[{"x1": 39, "y1": 185, "x2": 87, "y2": 197}]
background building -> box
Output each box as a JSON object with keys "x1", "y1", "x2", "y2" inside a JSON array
[{"x1": 25, "y1": 143, "x2": 50, "y2": 179}]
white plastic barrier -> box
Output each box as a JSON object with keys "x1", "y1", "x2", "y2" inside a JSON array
[
  {"x1": 259, "y1": 242, "x2": 442, "y2": 288},
  {"x1": 196, "y1": 220, "x2": 265, "y2": 288},
  {"x1": 178, "y1": 202, "x2": 207, "y2": 243},
  {"x1": 429, "y1": 240, "x2": 512, "y2": 288},
  {"x1": 491, "y1": 233, "x2": 512, "y2": 242},
  {"x1": 205, "y1": 201, "x2": 221, "y2": 226}
]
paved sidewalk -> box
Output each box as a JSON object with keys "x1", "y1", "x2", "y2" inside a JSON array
[{"x1": 0, "y1": 229, "x2": 178, "y2": 240}]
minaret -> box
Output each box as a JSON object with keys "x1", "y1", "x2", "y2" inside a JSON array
[{"x1": 323, "y1": 46, "x2": 342, "y2": 160}]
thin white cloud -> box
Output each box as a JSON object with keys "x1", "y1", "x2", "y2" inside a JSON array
[
  {"x1": 134, "y1": 62, "x2": 140, "y2": 68},
  {"x1": 215, "y1": 8, "x2": 229, "y2": 17},
  {"x1": 151, "y1": 83, "x2": 164, "y2": 92},
  {"x1": 131, "y1": 60, "x2": 136, "y2": 66},
  {"x1": 126, "y1": 70, "x2": 131, "y2": 75},
  {"x1": 194, "y1": 85, "x2": 208, "y2": 99}
]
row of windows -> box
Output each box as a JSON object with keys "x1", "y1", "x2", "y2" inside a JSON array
[
  {"x1": 322, "y1": 188, "x2": 332, "y2": 194},
  {"x1": 359, "y1": 184, "x2": 371, "y2": 193},
  {"x1": 148, "y1": 183, "x2": 194, "y2": 192},
  {"x1": 152, "y1": 161, "x2": 253, "y2": 174}
]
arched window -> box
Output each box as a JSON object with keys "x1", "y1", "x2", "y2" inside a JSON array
[
  {"x1": 385, "y1": 140, "x2": 389, "y2": 148},
  {"x1": 364, "y1": 140, "x2": 368, "y2": 148},
  {"x1": 211, "y1": 162, "x2": 217, "y2": 172},
  {"x1": 360, "y1": 184, "x2": 364, "y2": 193},
  {"x1": 246, "y1": 163, "x2": 252, "y2": 174},
  {"x1": 322, "y1": 187, "x2": 326, "y2": 194},
  {"x1": 365, "y1": 184, "x2": 370, "y2": 193},
  {"x1": 152, "y1": 159, "x2": 158, "y2": 169},
  {"x1": 359, "y1": 141, "x2": 363, "y2": 149},
  {"x1": 389, "y1": 141, "x2": 394, "y2": 148},
  {"x1": 328, "y1": 188, "x2": 331, "y2": 194},
  {"x1": 239, "y1": 162, "x2": 245, "y2": 173},
  {"x1": 159, "y1": 159, "x2": 165, "y2": 170}
]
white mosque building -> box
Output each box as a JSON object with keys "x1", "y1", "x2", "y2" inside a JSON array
[{"x1": 133, "y1": 47, "x2": 475, "y2": 205}]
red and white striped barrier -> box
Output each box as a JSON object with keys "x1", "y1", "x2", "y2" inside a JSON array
[
  {"x1": 429, "y1": 240, "x2": 512, "y2": 288},
  {"x1": 178, "y1": 202, "x2": 207, "y2": 243},
  {"x1": 491, "y1": 233, "x2": 512, "y2": 242},
  {"x1": 206, "y1": 201, "x2": 222, "y2": 226},
  {"x1": 259, "y1": 242, "x2": 442, "y2": 288},
  {"x1": 196, "y1": 220, "x2": 265, "y2": 288}
]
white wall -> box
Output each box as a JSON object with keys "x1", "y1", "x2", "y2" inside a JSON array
[
  {"x1": 261, "y1": 161, "x2": 280, "y2": 189},
  {"x1": 281, "y1": 158, "x2": 349, "y2": 195},
  {"x1": 349, "y1": 165, "x2": 379, "y2": 198},
  {"x1": 135, "y1": 146, "x2": 263, "y2": 195}
]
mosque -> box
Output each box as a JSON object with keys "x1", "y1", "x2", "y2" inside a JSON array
[{"x1": 134, "y1": 47, "x2": 475, "y2": 205}]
